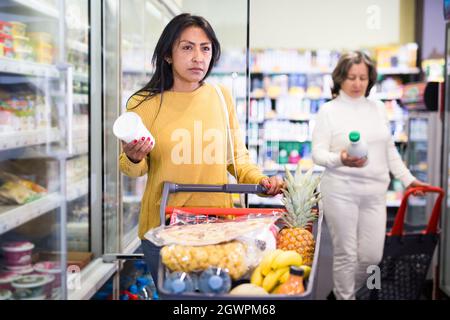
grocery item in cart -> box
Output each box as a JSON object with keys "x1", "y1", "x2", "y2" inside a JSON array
[
  {"x1": 160, "y1": 240, "x2": 248, "y2": 280},
  {"x1": 146, "y1": 215, "x2": 279, "y2": 246},
  {"x1": 198, "y1": 267, "x2": 232, "y2": 294},
  {"x1": 163, "y1": 271, "x2": 195, "y2": 294}
]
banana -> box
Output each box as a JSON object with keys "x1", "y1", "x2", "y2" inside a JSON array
[
  {"x1": 271, "y1": 250, "x2": 303, "y2": 270},
  {"x1": 260, "y1": 249, "x2": 284, "y2": 276},
  {"x1": 262, "y1": 268, "x2": 288, "y2": 293},
  {"x1": 279, "y1": 267, "x2": 290, "y2": 284},
  {"x1": 250, "y1": 265, "x2": 264, "y2": 287}
]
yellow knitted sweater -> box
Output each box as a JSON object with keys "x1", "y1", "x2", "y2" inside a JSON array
[{"x1": 119, "y1": 83, "x2": 267, "y2": 239}]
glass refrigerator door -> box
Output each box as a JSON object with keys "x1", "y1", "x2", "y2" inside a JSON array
[
  {"x1": 64, "y1": 0, "x2": 92, "y2": 267},
  {"x1": 0, "y1": 0, "x2": 68, "y2": 300},
  {"x1": 119, "y1": 0, "x2": 172, "y2": 253},
  {"x1": 406, "y1": 112, "x2": 442, "y2": 230},
  {"x1": 440, "y1": 23, "x2": 450, "y2": 297},
  {"x1": 406, "y1": 114, "x2": 429, "y2": 228}
]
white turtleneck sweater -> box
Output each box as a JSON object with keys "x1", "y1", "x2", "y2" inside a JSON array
[{"x1": 312, "y1": 90, "x2": 415, "y2": 195}]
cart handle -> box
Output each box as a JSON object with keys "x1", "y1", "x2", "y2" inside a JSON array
[
  {"x1": 389, "y1": 186, "x2": 444, "y2": 236},
  {"x1": 160, "y1": 182, "x2": 267, "y2": 227}
]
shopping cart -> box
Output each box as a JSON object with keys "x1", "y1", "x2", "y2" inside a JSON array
[
  {"x1": 356, "y1": 186, "x2": 444, "y2": 300},
  {"x1": 154, "y1": 182, "x2": 323, "y2": 300}
]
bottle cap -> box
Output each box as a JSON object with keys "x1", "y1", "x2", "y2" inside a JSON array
[
  {"x1": 349, "y1": 131, "x2": 360, "y2": 142},
  {"x1": 129, "y1": 284, "x2": 138, "y2": 294},
  {"x1": 136, "y1": 277, "x2": 149, "y2": 286},
  {"x1": 289, "y1": 266, "x2": 305, "y2": 277},
  {"x1": 208, "y1": 275, "x2": 224, "y2": 290},
  {"x1": 171, "y1": 279, "x2": 186, "y2": 294}
]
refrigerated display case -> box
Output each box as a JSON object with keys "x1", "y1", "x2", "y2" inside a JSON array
[
  {"x1": 405, "y1": 112, "x2": 442, "y2": 227},
  {"x1": 439, "y1": 21, "x2": 450, "y2": 298},
  {"x1": 0, "y1": 0, "x2": 68, "y2": 300}
]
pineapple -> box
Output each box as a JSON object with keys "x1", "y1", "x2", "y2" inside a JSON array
[{"x1": 277, "y1": 164, "x2": 322, "y2": 266}]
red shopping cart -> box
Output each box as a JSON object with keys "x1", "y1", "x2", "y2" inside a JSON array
[
  {"x1": 155, "y1": 182, "x2": 323, "y2": 300},
  {"x1": 356, "y1": 186, "x2": 444, "y2": 300}
]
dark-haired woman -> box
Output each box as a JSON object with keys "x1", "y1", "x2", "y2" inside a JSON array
[
  {"x1": 312, "y1": 51, "x2": 427, "y2": 300},
  {"x1": 119, "y1": 13, "x2": 283, "y2": 283}
]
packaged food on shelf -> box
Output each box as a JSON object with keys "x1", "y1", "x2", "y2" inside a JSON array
[
  {"x1": 10, "y1": 21, "x2": 27, "y2": 37},
  {"x1": 12, "y1": 35, "x2": 30, "y2": 52},
  {"x1": 0, "y1": 33, "x2": 13, "y2": 58},
  {"x1": 0, "y1": 43, "x2": 4, "y2": 57},
  {"x1": 0, "y1": 271, "x2": 21, "y2": 291},
  {"x1": 11, "y1": 274, "x2": 54, "y2": 300},
  {"x1": 1, "y1": 241, "x2": 35, "y2": 268},
  {"x1": 0, "y1": 21, "x2": 12, "y2": 36},
  {"x1": 0, "y1": 171, "x2": 47, "y2": 205},
  {"x1": 0, "y1": 289, "x2": 12, "y2": 300},
  {"x1": 33, "y1": 261, "x2": 61, "y2": 298},
  {"x1": 28, "y1": 32, "x2": 54, "y2": 64}
]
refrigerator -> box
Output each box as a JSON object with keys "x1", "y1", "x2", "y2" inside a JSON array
[
  {"x1": 439, "y1": 20, "x2": 450, "y2": 298},
  {"x1": 0, "y1": 0, "x2": 97, "y2": 300},
  {"x1": 405, "y1": 111, "x2": 442, "y2": 228}
]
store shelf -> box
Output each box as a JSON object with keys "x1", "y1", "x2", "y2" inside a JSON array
[
  {"x1": 73, "y1": 72, "x2": 89, "y2": 83},
  {"x1": 0, "y1": 193, "x2": 62, "y2": 235},
  {"x1": 0, "y1": 128, "x2": 60, "y2": 151},
  {"x1": 386, "y1": 200, "x2": 401, "y2": 207},
  {"x1": 263, "y1": 164, "x2": 325, "y2": 173},
  {"x1": 0, "y1": 57, "x2": 60, "y2": 78},
  {"x1": 67, "y1": 179, "x2": 89, "y2": 202},
  {"x1": 73, "y1": 94, "x2": 89, "y2": 105},
  {"x1": 70, "y1": 140, "x2": 89, "y2": 157},
  {"x1": 377, "y1": 67, "x2": 421, "y2": 75},
  {"x1": 11, "y1": 0, "x2": 59, "y2": 18},
  {"x1": 68, "y1": 258, "x2": 118, "y2": 300},
  {"x1": 251, "y1": 68, "x2": 333, "y2": 75},
  {"x1": 67, "y1": 40, "x2": 88, "y2": 54},
  {"x1": 123, "y1": 195, "x2": 142, "y2": 203}
]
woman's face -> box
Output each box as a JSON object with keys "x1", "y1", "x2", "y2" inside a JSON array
[
  {"x1": 341, "y1": 62, "x2": 369, "y2": 98},
  {"x1": 169, "y1": 26, "x2": 213, "y2": 88}
]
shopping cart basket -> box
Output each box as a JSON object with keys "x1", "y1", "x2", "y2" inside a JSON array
[
  {"x1": 154, "y1": 182, "x2": 323, "y2": 300},
  {"x1": 356, "y1": 186, "x2": 444, "y2": 300}
]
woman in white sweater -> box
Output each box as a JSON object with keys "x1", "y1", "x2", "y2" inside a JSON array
[{"x1": 312, "y1": 51, "x2": 427, "y2": 300}]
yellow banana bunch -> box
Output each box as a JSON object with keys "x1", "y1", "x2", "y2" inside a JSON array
[{"x1": 250, "y1": 249, "x2": 304, "y2": 293}]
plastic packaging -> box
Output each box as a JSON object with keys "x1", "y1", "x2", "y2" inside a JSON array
[
  {"x1": 160, "y1": 241, "x2": 248, "y2": 280},
  {"x1": 347, "y1": 131, "x2": 368, "y2": 159},
  {"x1": 163, "y1": 271, "x2": 195, "y2": 294},
  {"x1": 113, "y1": 112, "x2": 155, "y2": 146},
  {"x1": 1, "y1": 241, "x2": 34, "y2": 267},
  {"x1": 136, "y1": 277, "x2": 153, "y2": 300},
  {"x1": 198, "y1": 267, "x2": 232, "y2": 294}
]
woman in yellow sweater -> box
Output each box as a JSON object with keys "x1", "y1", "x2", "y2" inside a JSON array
[{"x1": 119, "y1": 13, "x2": 283, "y2": 282}]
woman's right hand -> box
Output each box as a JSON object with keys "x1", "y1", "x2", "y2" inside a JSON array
[
  {"x1": 340, "y1": 150, "x2": 367, "y2": 168},
  {"x1": 122, "y1": 137, "x2": 153, "y2": 163}
]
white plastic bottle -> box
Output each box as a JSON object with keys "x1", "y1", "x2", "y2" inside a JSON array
[{"x1": 347, "y1": 131, "x2": 368, "y2": 159}]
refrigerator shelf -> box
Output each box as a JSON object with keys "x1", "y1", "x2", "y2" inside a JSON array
[
  {"x1": 73, "y1": 94, "x2": 89, "y2": 105},
  {"x1": 73, "y1": 72, "x2": 89, "y2": 83},
  {"x1": 0, "y1": 57, "x2": 60, "y2": 78},
  {"x1": 0, "y1": 192, "x2": 63, "y2": 235},
  {"x1": 10, "y1": 0, "x2": 59, "y2": 18},
  {"x1": 67, "y1": 40, "x2": 88, "y2": 54},
  {"x1": 377, "y1": 67, "x2": 421, "y2": 75},
  {"x1": 0, "y1": 128, "x2": 60, "y2": 151}
]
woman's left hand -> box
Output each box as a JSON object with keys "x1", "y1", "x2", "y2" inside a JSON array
[
  {"x1": 407, "y1": 179, "x2": 430, "y2": 196},
  {"x1": 260, "y1": 176, "x2": 284, "y2": 196}
]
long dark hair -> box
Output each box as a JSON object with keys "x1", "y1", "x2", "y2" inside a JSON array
[
  {"x1": 128, "y1": 13, "x2": 221, "y2": 110},
  {"x1": 331, "y1": 51, "x2": 377, "y2": 98}
]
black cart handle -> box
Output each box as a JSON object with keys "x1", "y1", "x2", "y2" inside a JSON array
[{"x1": 159, "y1": 182, "x2": 266, "y2": 227}]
